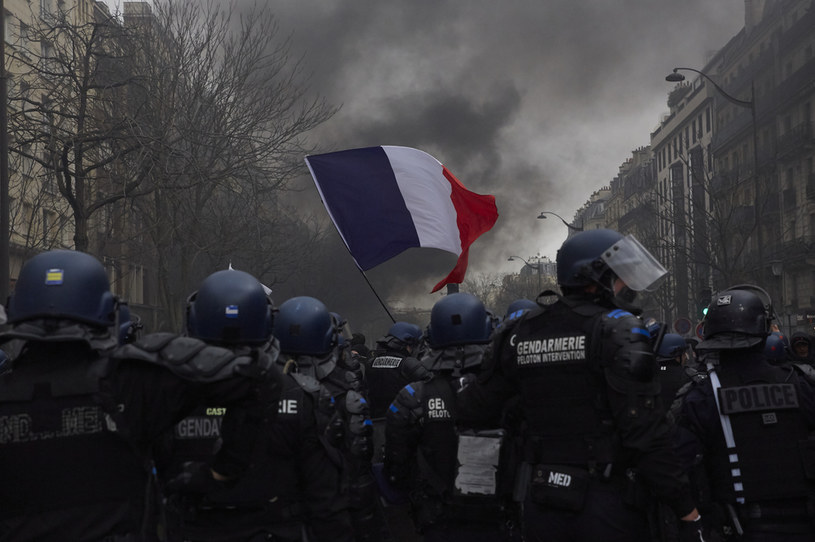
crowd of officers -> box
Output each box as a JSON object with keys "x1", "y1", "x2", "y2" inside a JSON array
[{"x1": 1, "y1": 228, "x2": 814, "y2": 542}]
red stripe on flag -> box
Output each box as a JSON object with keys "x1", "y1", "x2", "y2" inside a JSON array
[{"x1": 431, "y1": 167, "x2": 499, "y2": 292}]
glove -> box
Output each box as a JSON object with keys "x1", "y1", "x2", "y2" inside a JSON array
[{"x1": 678, "y1": 516, "x2": 709, "y2": 542}]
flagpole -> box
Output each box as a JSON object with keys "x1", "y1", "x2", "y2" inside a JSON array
[{"x1": 356, "y1": 267, "x2": 396, "y2": 324}]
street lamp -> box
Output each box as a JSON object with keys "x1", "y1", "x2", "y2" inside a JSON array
[
  {"x1": 0, "y1": 0, "x2": 9, "y2": 312},
  {"x1": 536, "y1": 211, "x2": 583, "y2": 232},
  {"x1": 665, "y1": 67, "x2": 762, "y2": 273},
  {"x1": 508, "y1": 255, "x2": 542, "y2": 292}
]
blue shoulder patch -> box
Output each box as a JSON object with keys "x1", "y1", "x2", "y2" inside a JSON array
[
  {"x1": 632, "y1": 327, "x2": 650, "y2": 337},
  {"x1": 507, "y1": 309, "x2": 525, "y2": 321},
  {"x1": 606, "y1": 309, "x2": 633, "y2": 319}
]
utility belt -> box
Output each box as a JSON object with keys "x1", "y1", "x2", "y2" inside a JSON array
[
  {"x1": 409, "y1": 487, "x2": 511, "y2": 530},
  {"x1": 173, "y1": 497, "x2": 303, "y2": 523},
  {"x1": 738, "y1": 499, "x2": 815, "y2": 522},
  {"x1": 520, "y1": 461, "x2": 644, "y2": 513},
  {"x1": 201, "y1": 501, "x2": 302, "y2": 521}
]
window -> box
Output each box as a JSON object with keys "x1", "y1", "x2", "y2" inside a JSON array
[
  {"x1": 3, "y1": 10, "x2": 10, "y2": 44},
  {"x1": 19, "y1": 21, "x2": 30, "y2": 49},
  {"x1": 41, "y1": 40, "x2": 56, "y2": 72},
  {"x1": 42, "y1": 209, "x2": 53, "y2": 244},
  {"x1": 6, "y1": 75, "x2": 14, "y2": 105},
  {"x1": 706, "y1": 107, "x2": 711, "y2": 132},
  {"x1": 40, "y1": 0, "x2": 54, "y2": 19},
  {"x1": 707, "y1": 145, "x2": 712, "y2": 173}
]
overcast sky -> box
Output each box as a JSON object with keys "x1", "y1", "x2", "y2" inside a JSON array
[
  {"x1": 259, "y1": 1, "x2": 745, "y2": 261},
  {"x1": 246, "y1": 1, "x2": 747, "y2": 308},
  {"x1": 106, "y1": 0, "x2": 749, "y2": 326}
]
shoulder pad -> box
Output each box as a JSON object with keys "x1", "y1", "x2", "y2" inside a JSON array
[
  {"x1": 792, "y1": 362, "x2": 815, "y2": 384},
  {"x1": 387, "y1": 381, "x2": 424, "y2": 422},
  {"x1": 399, "y1": 356, "x2": 431, "y2": 383},
  {"x1": 290, "y1": 371, "x2": 322, "y2": 394},
  {"x1": 394, "y1": 381, "x2": 423, "y2": 411},
  {"x1": 114, "y1": 333, "x2": 256, "y2": 383},
  {"x1": 603, "y1": 310, "x2": 651, "y2": 343},
  {"x1": 346, "y1": 389, "x2": 370, "y2": 415}
]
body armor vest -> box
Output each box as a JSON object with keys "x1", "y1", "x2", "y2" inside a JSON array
[
  {"x1": 367, "y1": 350, "x2": 410, "y2": 419},
  {"x1": 416, "y1": 376, "x2": 459, "y2": 494},
  {"x1": 500, "y1": 302, "x2": 615, "y2": 467},
  {"x1": 709, "y1": 362, "x2": 814, "y2": 504},
  {"x1": 0, "y1": 350, "x2": 145, "y2": 519}
]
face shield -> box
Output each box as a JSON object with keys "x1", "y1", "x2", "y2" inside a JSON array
[{"x1": 600, "y1": 235, "x2": 667, "y2": 292}]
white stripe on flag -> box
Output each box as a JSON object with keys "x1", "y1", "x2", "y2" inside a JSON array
[{"x1": 383, "y1": 146, "x2": 461, "y2": 255}]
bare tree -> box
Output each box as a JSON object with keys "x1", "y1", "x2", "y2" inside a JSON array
[
  {"x1": 6, "y1": 1, "x2": 336, "y2": 331},
  {"x1": 7, "y1": 5, "x2": 148, "y2": 253},
  {"x1": 122, "y1": 1, "x2": 337, "y2": 329},
  {"x1": 646, "y1": 139, "x2": 777, "y2": 323}
]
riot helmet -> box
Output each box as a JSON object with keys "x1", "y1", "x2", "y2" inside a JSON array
[
  {"x1": 7, "y1": 249, "x2": 116, "y2": 328},
  {"x1": 426, "y1": 292, "x2": 493, "y2": 348},
  {"x1": 186, "y1": 269, "x2": 274, "y2": 346},
  {"x1": 274, "y1": 296, "x2": 337, "y2": 355},
  {"x1": 387, "y1": 321, "x2": 423, "y2": 346},
  {"x1": 764, "y1": 332, "x2": 788, "y2": 362},
  {"x1": 504, "y1": 298, "x2": 538, "y2": 320},
  {"x1": 790, "y1": 332, "x2": 811, "y2": 360},
  {"x1": 697, "y1": 286, "x2": 771, "y2": 350},
  {"x1": 556, "y1": 229, "x2": 667, "y2": 294},
  {"x1": 656, "y1": 333, "x2": 687, "y2": 362}
]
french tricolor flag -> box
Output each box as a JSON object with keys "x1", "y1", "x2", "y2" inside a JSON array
[{"x1": 305, "y1": 146, "x2": 499, "y2": 292}]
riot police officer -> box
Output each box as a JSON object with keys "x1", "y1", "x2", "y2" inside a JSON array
[
  {"x1": 503, "y1": 298, "x2": 538, "y2": 321},
  {"x1": 657, "y1": 332, "x2": 691, "y2": 408},
  {"x1": 367, "y1": 322, "x2": 427, "y2": 423},
  {"x1": 457, "y1": 229, "x2": 703, "y2": 542},
  {"x1": 674, "y1": 286, "x2": 815, "y2": 541},
  {"x1": 385, "y1": 292, "x2": 517, "y2": 541},
  {"x1": 158, "y1": 269, "x2": 353, "y2": 542},
  {"x1": 274, "y1": 296, "x2": 386, "y2": 542},
  {"x1": 0, "y1": 250, "x2": 282, "y2": 542}
]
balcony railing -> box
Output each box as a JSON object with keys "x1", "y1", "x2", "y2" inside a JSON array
[{"x1": 777, "y1": 121, "x2": 814, "y2": 160}]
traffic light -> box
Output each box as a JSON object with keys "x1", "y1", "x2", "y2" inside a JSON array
[{"x1": 697, "y1": 288, "x2": 712, "y2": 320}]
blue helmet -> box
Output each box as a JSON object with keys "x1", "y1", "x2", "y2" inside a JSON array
[
  {"x1": 7, "y1": 250, "x2": 116, "y2": 328},
  {"x1": 556, "y1": 229, "x2": 624, "y2": 288},
  {"x1": 426, "y1": 292, "x2": 492, "y2": 348},
  {"x1": 504, "y1": 298, "x2": 537, "y2": 320},
  {"x1": 387, "y1": 321, "x2": 423, "y2": 345},
  {"x1": 657, "y1": 333, "x2": 687, "y2": 361},
  {"x1": 274, "y1": 296, "x2": 337, "y2": 355},
  {"x1": 764, "y1": 332, "x2": 788, "y2": 362},
  {"x1": 186, "y1": 269, "x2": 274, "y2": 346},
  {"x1": 556, "y1": 229, "x2": 666, "y2": 294}
]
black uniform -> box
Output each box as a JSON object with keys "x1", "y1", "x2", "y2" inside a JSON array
[
  {"x1": 659, "y1": 357, "x2": 691, "y2": 410},
  {"x1": 158, "y1": 367, "x2": 353, "y2": 542},
  {"x1": 386, "y1": 345, "x2": 517, "y2": 542},
  {"x1": 367, "y1": 338, "x2": 429, "y2": 461},
  {"x1": 0, "y1": 328, "x2": 281, "y2": 542},
  {"x1": 674, "y1": 350, "x2": 815, "y2": 540},
  {"x1": 458, "y1": 296, "x2": 696, "y2": 542},
  {"x1": 277, "y1": 350, "x2": 387, "y2": 541}
]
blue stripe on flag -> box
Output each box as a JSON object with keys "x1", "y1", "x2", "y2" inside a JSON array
[{"x1": 306, "y1": 147, "x2": 420, "y2": 270}]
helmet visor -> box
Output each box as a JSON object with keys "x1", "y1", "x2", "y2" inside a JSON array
[{"x1": 600, "y1": 235, "x2": 667, "y2": 292}]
